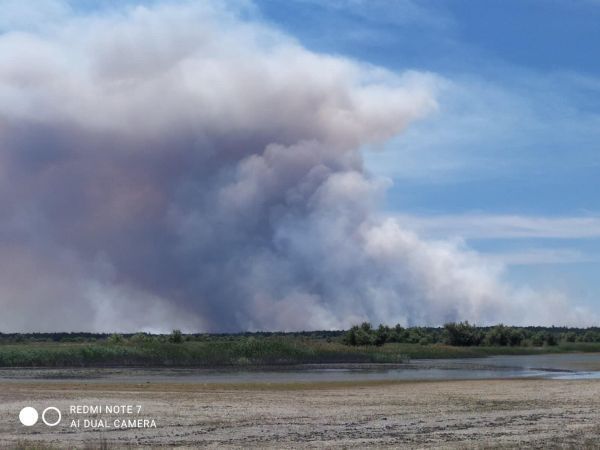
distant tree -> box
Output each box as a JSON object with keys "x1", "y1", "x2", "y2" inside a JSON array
[
  {"x1": 360, "y1": 322, "x2": 373, "y2": 333},
  {"x1": 484, "y1": 324, "x2": 509, "y2": 346},
  {"x1": 419, "y1": 336, "x2": 432, "y2": 345},
  {"x1": 508, "y1": 328, "x2": 524, "y2": 346},
  {"x1": 340, "y1": 322, "x2": 374, "y2": 346},
  {"x1": 169, "y1": 329, "x2": 184, "y2": 344},
  {"x1": 484, "y1": 325, "x2": 524, "y2": 347},
  {"x1": 130, "y1": 333, "x2": 153, "y2": 344},
  {"x1": 443, "y1": 321, "x2": 483, "y2": 346},
  {"x1": 374, "y1": 325, "x2": 389, "y2": 346},
  {"x1": 389, "y1": 324, "x2": 408, "y2": 343},
  {"x1": 342, "y1": 326, "x2": 359, "y2": 346},
  {"x1": 581, "y1": 330, "x2": 600, "y2": 342},
  {"x1": 108, "y1": 333, "x2": 124, "y2": 344},
  {"x1": 354, "y1": 328, "x2": 375, "y2": 346},
  {"x1": 531, "y1": 332, "x2": 545, "y2": 347},
  {"x1": 544, "y1": 332, "x2": 558, "y2": 346}
]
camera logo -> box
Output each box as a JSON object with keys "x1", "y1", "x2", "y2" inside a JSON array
[{"x1": 19, "y1": 407, "x2": 61, "y2": 427}]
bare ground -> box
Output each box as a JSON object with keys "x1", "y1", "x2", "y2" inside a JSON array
[{"x1": 1, "y1": 379, "x2": 600, "y2": 449}]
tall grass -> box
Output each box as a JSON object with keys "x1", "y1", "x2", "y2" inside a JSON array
[{"x1": 0, "y1": 337, "x2": 407, "y2": 367}]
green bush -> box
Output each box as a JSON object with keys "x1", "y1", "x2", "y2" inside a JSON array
[
  {"x1": 374, "y1": 325, "x2": 389, "y2": 346},
  {"x1": 107, "y1": 334, "x2": 123, "y2": 345},
  {"x1": 443, "y1": 321, "x2": 483, "y2": 346},
  {"x1": 343, "y1": 325, "x2": 375, "y2": 346},
  {"x1": 169, "y1": 329, "x2": 183, "y2": 344},
  {"x1": 129, "y1": 333, "x2": 153, "y2": 344},
  {"x1": 389, "y1": 324, "x2": 408, "y2": 343}
]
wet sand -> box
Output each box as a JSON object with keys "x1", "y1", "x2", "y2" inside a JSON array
[{"x1": 2, "y1": 378, "x2": 600, "y2": 448}]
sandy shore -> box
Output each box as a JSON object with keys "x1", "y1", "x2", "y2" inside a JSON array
[{"x1": 1, "y1": 379, "x2": 600, "y2": 448}]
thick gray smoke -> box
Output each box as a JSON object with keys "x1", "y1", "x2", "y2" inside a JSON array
[{"x1": 0, "y1": 1, "x2": 591, "y2": 331}]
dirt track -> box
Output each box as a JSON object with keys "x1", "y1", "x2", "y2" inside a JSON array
[{"x1": 1, "y1": 379, "x2": 600, "y2": 448}]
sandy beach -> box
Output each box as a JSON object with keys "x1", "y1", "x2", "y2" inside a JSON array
[{"x1": 1, "y1": 378, "x2": 600, "y2": 448}]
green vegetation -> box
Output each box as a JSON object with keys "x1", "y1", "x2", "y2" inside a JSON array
[
  {"x1": 1, "y1": 323, "x2": 600, "y2": 367},
  {"x1": 342, "y1": 321, "x2": 600, "y2": 348},
  {"x1": 0, "y1": 330, "x2": 406, "y2": 367}
]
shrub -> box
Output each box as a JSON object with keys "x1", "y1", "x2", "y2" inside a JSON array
[
  {"x1": 130, "y1": 333, "x2": 153, "y2": 344},
  {"x1": 342, "y1": 323, "x2": 376, "y2": 346},
  {"x1": 169, "y1": 329, "x2": 183, "y2": 344},
  {"x1": 342, "y1": 326, "x2": 358, "y2": 346},
  {"x1": 360, "y1": 322, "x2": 373, "y2": 333},
  {"x1": 544, "y1": 332, "x2": 558, "y2": 346},
  {"x1": 389, "y1": 324, "x2": 407, "y2": 343},
  {"x1": 508, "y1": 328, "x2": 524, "y2": 346},
  {"x1": 531, "y1": 332, "x2": 545, "y2": 346},
  {"x1": 581, "y1": 330, "x2": 600, "y2": 342},
  {"x1": 418, "y1": 337, "x2": 431, "y2": 345},
  {"x1": 354, "y1": 328, "x2": 375, "y2": 346},
  {"x1": 407, "y1": 327, "x2": 429, "y2": 344},
  {"x1": 107, "y1": 333, "x2": 124, "y2": 345},
  {"x1": 443, "y1": 321, "x2": 483, "y2": 346},
  {"x1": 374, "y1": 325, "x2": 389, "y2": 346},
  {"x1": 484, "y1": 325, "x2": 509, "y2": 346}
]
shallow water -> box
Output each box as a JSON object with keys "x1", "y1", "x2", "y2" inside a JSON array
[{"x1": 2, "y1": 353, "x2": 600, "y2": 383}]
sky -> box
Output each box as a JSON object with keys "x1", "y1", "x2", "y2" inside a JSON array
[{"x1": 0, "y1": 0, "x2": 598, "y2": 331}]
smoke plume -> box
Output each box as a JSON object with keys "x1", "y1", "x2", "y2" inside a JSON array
[{"x1": 0, "y1": 1, "x2": 590, "y2": 331}]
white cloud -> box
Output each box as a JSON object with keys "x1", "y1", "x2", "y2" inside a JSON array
[
  {"x1": 395, "y1": 214, "x2": 600, "y2": 240},
  {"x1": 485, "y1": 248, "x2": 596, "y2": 266}
]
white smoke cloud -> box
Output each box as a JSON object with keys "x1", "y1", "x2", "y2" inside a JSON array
[{"x1": 0, "y1": 1, "x2": 593, "y2": 331}]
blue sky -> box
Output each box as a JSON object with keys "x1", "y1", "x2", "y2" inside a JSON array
[{"x1": 246, "y1": 0, "x2": 600, "y2": 307}]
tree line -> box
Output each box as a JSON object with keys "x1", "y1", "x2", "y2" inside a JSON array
[
  {"x1": 342, "y1": 322, "x2": 600, "y2": 347},
  {"x1": 2, "y1": 324, "x2": 600, "y2": 348},
  {"x1": 0, "y1": 330, "x2": 344, "y2": 344}
]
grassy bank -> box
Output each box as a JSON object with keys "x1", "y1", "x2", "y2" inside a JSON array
[
  {"x1": 0, "y1": 338, "x2": 407, "y2": 367},
  {"x1": 2, "y1": 338, "x2": 600, "y2": 367}
]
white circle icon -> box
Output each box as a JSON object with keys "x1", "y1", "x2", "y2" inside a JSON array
[
  {"x1": 19, "y1": 407, "x2": 38, "y2": 426},
  {"x1": 42, "y1": 407, "x2": 61, "y2": 427}
]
